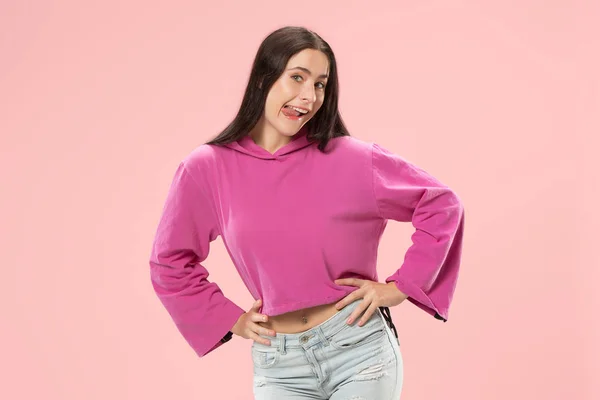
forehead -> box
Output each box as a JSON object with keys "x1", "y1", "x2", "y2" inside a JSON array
[{"x1": 285, "y1": 49, "x2": 329, "y2": 77}]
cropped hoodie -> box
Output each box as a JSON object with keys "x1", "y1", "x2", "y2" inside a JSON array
[{"x1": 149, "y1": 126, "x2": 465, "y2": 357}]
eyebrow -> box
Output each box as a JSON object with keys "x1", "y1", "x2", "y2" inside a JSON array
[{"x1": 287, "y1": 66, "x2": 329, "y2": 79}]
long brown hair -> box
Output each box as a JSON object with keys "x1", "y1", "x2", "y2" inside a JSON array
[{"x1": 205, "y1": 26, "x2": 350, "y2": 152}]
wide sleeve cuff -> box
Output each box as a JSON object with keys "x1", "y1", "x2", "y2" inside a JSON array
[
  {"x1": 385, "y1": 276, "x2": 449, "y2": 322},
  {"x1": 194, "y1": 300, "x2": 246, "y2": 357}
]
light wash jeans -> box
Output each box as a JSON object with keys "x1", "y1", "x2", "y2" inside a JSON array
[{"x1": 251, "y1": 298, "x2": 404, "y2": 399}]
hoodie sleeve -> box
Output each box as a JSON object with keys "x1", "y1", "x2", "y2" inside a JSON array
[
  {"x1": 371, "y1": 143, "x2": 465, "y2": 322},
  {"x1": 149, "y1": 161, "x2": 246, "y2": 357}
]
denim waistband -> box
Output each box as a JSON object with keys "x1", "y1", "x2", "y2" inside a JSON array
[{"x1": 254, "y1": 298, "x2": 390, "y2": 351}]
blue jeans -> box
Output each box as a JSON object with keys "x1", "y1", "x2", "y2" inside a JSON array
[{"x1": 251, "y1": 298, "x2": 404, "y2": 399}]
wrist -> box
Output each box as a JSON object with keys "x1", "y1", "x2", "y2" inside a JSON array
[
  {"x1": 387, "y1": 281, "x2": 408, "y2": 300},
  {"x1": 231, "y1": 314, "x2": 244, "y2": 336}
]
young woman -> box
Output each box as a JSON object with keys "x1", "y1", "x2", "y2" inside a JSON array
[{"x1": 149, "y1": 26, "x2": 465, "y2": 399}]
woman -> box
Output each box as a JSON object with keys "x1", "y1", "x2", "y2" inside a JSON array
[{"x1": 149, "y1": 26, "x2": 465, "y2": 399}]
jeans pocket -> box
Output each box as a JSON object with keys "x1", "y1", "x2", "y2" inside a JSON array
[
  {"x1": 328, "y1": 319, "x2": 386, "y2": 350},
  {"x1": 251, "y1": 345, "x2": 281, "y2": 369}
]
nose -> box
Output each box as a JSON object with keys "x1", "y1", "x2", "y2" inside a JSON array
[{"x1": 300, "y1": 83, "x2": 316, "y2": 104}]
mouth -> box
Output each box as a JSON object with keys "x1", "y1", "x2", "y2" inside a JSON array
[{"x1": 281, "y1": 105, "x2": 310, "y2": 121}]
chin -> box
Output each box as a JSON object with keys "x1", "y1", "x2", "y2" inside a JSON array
[{"x1": 276, "y1": 125, "x2": 303, "y2": 137}]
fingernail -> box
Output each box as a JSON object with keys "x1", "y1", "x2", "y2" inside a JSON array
[{"x1": 346, "y1": 317, "x2": 352, "y2": 324}]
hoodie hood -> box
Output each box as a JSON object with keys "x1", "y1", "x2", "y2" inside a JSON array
[{"x1": 223, "y1": 126, "x2": 315, "y2": 160}]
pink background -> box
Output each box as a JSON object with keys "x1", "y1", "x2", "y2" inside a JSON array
[{"x1": 1, "y1": 1, "x2": 598, "y2": 399}]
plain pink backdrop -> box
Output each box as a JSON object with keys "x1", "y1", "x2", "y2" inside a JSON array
[{"x1": 1, "y1": 1, "x2": 598, "y2": 399}]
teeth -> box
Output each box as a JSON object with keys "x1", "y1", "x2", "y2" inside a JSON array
[{"x1": 287, "y1": 106, "x2": 308, "y2": 114}]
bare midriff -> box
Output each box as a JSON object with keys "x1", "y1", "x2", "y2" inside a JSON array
[{"x1": 257, "y1": 300, "x2": 341, "y2": 334}]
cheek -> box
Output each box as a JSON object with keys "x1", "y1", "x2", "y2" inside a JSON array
[
  {"x1": 278, "y1": 78, "x2": 299, "y2": 97},
  {"x1": 265, "y1": 83, "x2": 289, "y2": 110},
  {"x1": 264, "y1": 93, "x2": 282, "y2": 115}
]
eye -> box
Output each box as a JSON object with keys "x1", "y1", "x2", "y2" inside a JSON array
[{"x1": 291, "y1": 74, "x2": 326, "y2": 90}]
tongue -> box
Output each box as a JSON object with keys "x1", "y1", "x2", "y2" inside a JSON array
[{"x1": 282, "y1": 106, "x2": 301, "y2": 117}]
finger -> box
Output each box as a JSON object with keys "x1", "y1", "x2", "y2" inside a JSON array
[
  {"x1": 251, "y1": 298, "x2": 262, "y2": 311},
  {"x1": 251, "y1": 323, "x2": 275, "y2": 344},
  {"x1": 252, "y1": 321, "x2": 276, "y2": 337},
  {"x1": 249, "y1": 312, "x2": 274, "y2": 336},
  {"x1": 346, "y1": 299, "x2": 370, "y2": 325},
  {"x1": 250, "y1": 299, "x2": 270, "y2": 322},
  {"x1": 249, "y1": 330, "x2": 272, "y2": 346},
  {"x1": 251, "y1": 312, "x2": 269, "y2": 324},
  {"x1": 334, "y1": 278, "x2": 362, "y2": 287},
  {"x1": 357, "y1": 302, "x2": 379, "y2": 327},
  {"x1": 335, "y1": 291, "x2": 359, "y2": 310}
]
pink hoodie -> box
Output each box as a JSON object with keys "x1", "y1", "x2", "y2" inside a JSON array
[{"x1": 149, "y1": 127, "x2": 465, "y2": 358}]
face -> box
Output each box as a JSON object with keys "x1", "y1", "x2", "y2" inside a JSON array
[{"x1": 259, "y1": 49, "x2": 330, "y2": 139}]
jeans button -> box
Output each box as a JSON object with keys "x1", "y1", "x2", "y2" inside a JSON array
[{"x1": 300, "y1": 336, "x2": 308, "y2": 343}]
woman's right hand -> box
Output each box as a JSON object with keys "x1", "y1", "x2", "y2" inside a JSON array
[{"x1": 231, "y1": 299, "x2": 277, "y2": 345}]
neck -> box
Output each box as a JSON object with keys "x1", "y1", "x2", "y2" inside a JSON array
[{"x1": 249, "y1": 123, "x2": 294, "y2": 154}]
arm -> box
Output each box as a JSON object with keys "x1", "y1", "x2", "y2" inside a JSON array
[
  {"x1": 371, "y1": 143, "x2": 465, "y2": 322},
  {"x1": 149, "y1": 161, "x2": 245, "y2": 357}
]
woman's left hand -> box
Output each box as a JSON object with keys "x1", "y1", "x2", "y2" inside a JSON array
[{"x1": 334, "y1": 278, "x2": 409, "y2": 327}]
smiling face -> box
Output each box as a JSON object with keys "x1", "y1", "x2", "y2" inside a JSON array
[{"x1": 256, "y1": 48, "x2": 330, "y2": 141}]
